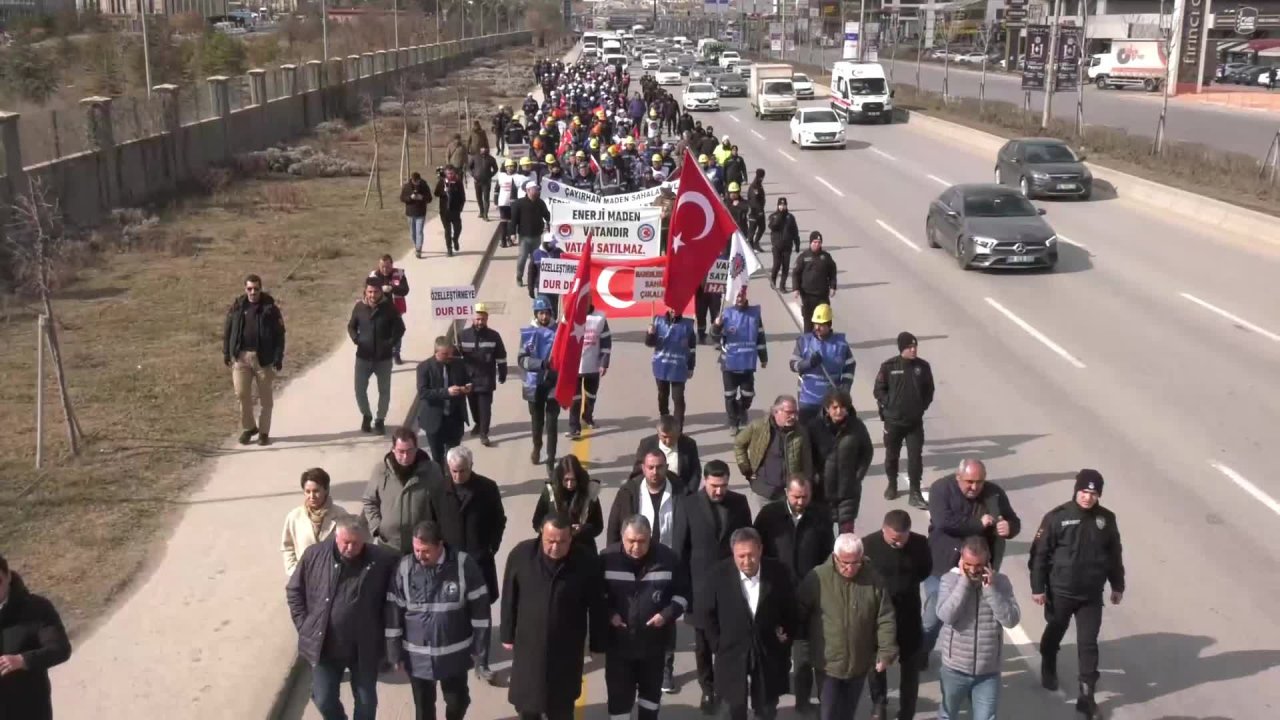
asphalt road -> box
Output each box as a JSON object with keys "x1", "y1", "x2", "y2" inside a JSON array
[
  {"x1": 779, "y1": 46, "x2": 1280, "y2": 159},
  {"x1": 285, "y1": 96, "x2": 1280, "y2": 720}
]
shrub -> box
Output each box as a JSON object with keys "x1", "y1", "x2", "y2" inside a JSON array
[{"x1": 0, "y1": 41, "x2": 61, "y2": 105}]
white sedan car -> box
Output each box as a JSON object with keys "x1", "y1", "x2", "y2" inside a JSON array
[
  {"x1": 789, "y1": 108, "x2": 847, "y2": 149},
  {"x1": 655, "y1": 66, "x2": 684, "y2": 85},
  {"x1": 682, "y1": 82, "x2": 720, "y2": 111},
  {"x1": 792, "y1": 73, "x2": 815, "y2": 98},
  {"x1": 641, "y1": 53, "x2": 660, "y2": 69},
  {"x1": 719, "y1": 50, "x2": 741, "y2": 69}
]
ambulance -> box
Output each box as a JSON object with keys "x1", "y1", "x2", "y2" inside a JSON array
[{"x1": 829, "y1": 61, "x2": 894, "y2": 124}]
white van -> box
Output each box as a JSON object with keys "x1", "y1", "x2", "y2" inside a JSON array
[
  {"x1": 672, "y1": 36, "x2": 690, "y2": 49},
  {"x1": 582, "y1": 32, "x2": 600, "y2": 50},
  {"x1": 602, "y1": 38, "x2": 622, "y2": 54},
  {"x1": 829, "y1": 61, "x2": 894, "y2": 124}
]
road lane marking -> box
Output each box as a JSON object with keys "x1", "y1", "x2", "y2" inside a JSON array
[
  {"x1": 815, "y1": 177, "x2": 845, "y2": 197},
  {"x1": 870, "y1": 147, "x2": 896, "y2": 161},
  {"x1": 926, "y1": 174, "x2": 951, "y2": 187},
  {"x1": 728, "y1": 114, "x2": 741, "y2": 123},
  {"x1": 984, "y1": 297, "x2": 1088, "y2": 369},
  {"x1": 1057, "y1": 234, "x2": 1088, "y2": 250},
  {"x1": 777, "y1": 149, "x2": 797, "y2": 162},
  {"x1": 1179, "y1": 292, "x2": 1280, "y2": 343},
  {"x1": 1211, "y1": 462, "x2": 1280, "y2": 517},
  {"x1": 875, "y1": 219, "x2": 923, "y2": 252},
  {"x1": 751, "y1": 129, "x2": 765, "y2": 140}
]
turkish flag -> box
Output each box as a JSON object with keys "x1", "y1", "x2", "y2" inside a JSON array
[
  {"x1": 552, "y1": 235, "x2": 594, "y2": 409},
  {"x1": 663, "y1": 150, "x2": 738, "y2": 311},
  {"x1": 560, "y1": 254, "x2": 693, "y2": 319}
]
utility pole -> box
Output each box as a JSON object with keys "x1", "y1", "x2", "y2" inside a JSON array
[
  {"x1": 1075, "y1": 0, "x2": 1088, "y2": 136},
  {"x1": 856, "y1": 0, "x2": 866, "y2": 61},
  {"x1": 394, "y1": 0, "x2": 400, "y2": 50},
  {"x1": 322, "y1": 0, "x2": 330, "y2": 60},
  {"x1": 139, "y1": 0, "x2": 153, "y2": 99},
  {"x1": 1040, "y1": 0, "x2": 1061, "y2": 128}
]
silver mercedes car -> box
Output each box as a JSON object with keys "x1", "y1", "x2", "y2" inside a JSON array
[{"x1": 926, "y1": 184, "x2": 1059, "y2": 270}]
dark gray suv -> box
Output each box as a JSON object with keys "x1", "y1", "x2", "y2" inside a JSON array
[{"x1": 994, "y1": 138, "x2": 1093, "y2": 200}]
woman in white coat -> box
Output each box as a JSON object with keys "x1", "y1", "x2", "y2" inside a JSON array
[{"x1": 280, "y1": 467, "x2": 353, "y2": 576}]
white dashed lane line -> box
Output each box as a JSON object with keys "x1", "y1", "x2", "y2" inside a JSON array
[
  {"x1": 1211, "y1": 462, "x2": 1280, "y2": 517},
  {"x1": 870, "y1": 147, "x2": 896, "y2": 161},
  {"x1": 777, "y1": 149, "x2": 797, "y2": 162},
  {"x1": 1180, "y1": 292, "x2": 1280, "y2": 343},
  {"x1": 728, "y1": 114, "x2": 741, "y2": 123},
  {"x1": 984, "y1": 297, "x2": 1088, "y2": 369},
  {"x1": 750, "y1": 129, "x2": 765, "y2": 140},
  {"x1": 875, "y1": 219, "x2": 923, "y2": 253},
  {"x1": 815, "y1": 177, "x2": 845, "y2": 197},
  {"x1": 926, "y1": 174, "x2": 951, "y2": 187}
]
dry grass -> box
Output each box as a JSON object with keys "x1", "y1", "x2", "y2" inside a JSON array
[{"x1": 0, "y1": 46, "x2": 538, "y2": 635}]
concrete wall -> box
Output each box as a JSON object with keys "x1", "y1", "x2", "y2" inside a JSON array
[{"x1": 0, "y1": 31, "x2": 532, "y2": 229}]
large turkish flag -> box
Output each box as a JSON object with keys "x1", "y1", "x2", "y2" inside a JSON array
[{"x1": 560, "y1": 254, "x2": 693, "y2": 319}]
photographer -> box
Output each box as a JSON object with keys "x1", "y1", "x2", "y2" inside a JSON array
[{"x1": 433, "y1": 165, "x2": 467, "y2": 257}]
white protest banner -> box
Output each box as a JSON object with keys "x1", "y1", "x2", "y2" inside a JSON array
[
  {"x1": 430, "y1": 285, "x2": 477, "y2": 320},
  {"x1": 703, "y1": 259, "x2": 730, "y2": 294},
  {"x1": 506, "y1": 142, "x2": 531, "y2": 160},
  {"x1": 549, "y1": 204, "x2": 663, "y2": 259},
  {"x1": 537, "y1": 258, "x2": 579, "y2": 295},
  {"x1": 541, "y1": 177, "x2": 678, "y2": 206},
  {"x1": 635, "y1": 266, "x2": 665, "y2": 301}
]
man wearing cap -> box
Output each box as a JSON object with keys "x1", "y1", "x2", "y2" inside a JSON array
[
  {"x1": 767, "y1": 198, "x2": 800, "y2": 292},
  {"x1": 510, "y1": 180, "x2": 551, "y2": 288},
  {"x1": 1029, "y1": 469, "x2": 1125, "y2": 718},
  {"x1": 645, "y1": 308, "x2": 697, "y2": 431},
  {"x1": 713, "y1": 135, "x2": 733, "y2": 166},
  {"x1": 873, "y1": 332, "x2": 936, "y2": 509},
  {"x1": 789, "y1": 304, "x2": 855, "y2": 425},
  {"x1": 726, "y1": 182, "x2": 750, "y2": 235},
  {"x1": 723, "y1": 145, "x2": 748, "y2": 190},
  {"x1": 433, "y1": 165, "x2": 467, "y2": 256},
  {"x1": 456, "y1": 304, "x2": 508, "y2": 447},
  {"x1": 711, "y1": 288, "x2": 768, "y2": 435},
  {"x1": 518, "y1": 297, "x2": 561, "y2": 469},
  {"x1": 528, "y1": 233, "x2": 564, "y2": 319},
  {"x1": 791, "y1": 232, "x2": 838, "y2": 335}
]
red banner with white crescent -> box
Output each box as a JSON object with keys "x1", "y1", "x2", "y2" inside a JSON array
[{"x1": 560, "y1": 254, "x2": 693, "y2": 319}]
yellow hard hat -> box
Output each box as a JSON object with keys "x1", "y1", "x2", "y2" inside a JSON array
[
  {"x1": 698, "y1": 154, "x2": 709, "y2": 164},
  {"x1": 812, "y1": 303, "x2": 833, "y2": 325},
  {"x1": 728, "y1": 181, "x2": 741, "y2": 193},
  {"x1": 651, "y1": 153, "x2": 663, "y2": 163},
  {"x1": 623, "y1": 136, "x2": 636, "y2": 146},
  {"x1": 504, "y1": 158, "x2": 516, "y2": 167},
  {"x1": 474, "y1": 302, "x2": 489, "y2": 314},
  {"x1": 649, "y1": 108, "x2": 657, "y2": 118},
  {"x1": 545, "y1": 153, "x2": 556, "y2": 164},
  {"x1": 589, "y1": 137, "x2": 600, "y2": 148},
  {"x1": 519, "y1": 156, "x2": 533, "y2": 166}
]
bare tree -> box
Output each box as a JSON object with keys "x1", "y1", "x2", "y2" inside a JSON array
[
  {"x1": 362, "y1": 95, "x2": 385, "y2": 209},
  {"x1": 976, "y1": 20, "x2": 999, "y2": 112}
]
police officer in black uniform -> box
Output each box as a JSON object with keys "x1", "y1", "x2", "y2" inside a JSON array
[
  {"x1": 873, "y1": 331, "x2": 936, "y2": 509},
  {"x1": 791, "y1": 231, "x2": 838, "y2": 335},
  {"x1": 1029, "y1": 469, "x2": 1125, "y2": 719}
]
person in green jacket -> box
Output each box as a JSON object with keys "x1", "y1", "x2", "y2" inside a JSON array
[
  {"x1": 733, "y1": 395, "x2": 814, "y2": 503},
  {"x1": 796, "y1": 533, "x2": 898, "y2": 719}
]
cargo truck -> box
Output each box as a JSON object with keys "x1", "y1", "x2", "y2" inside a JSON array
[
  {"x1": 1087, "y1": 40, "x2": 1168, "y2": 91},
  {"x1": 749, "y1": 63, "x2": 797, "y2": 119}
]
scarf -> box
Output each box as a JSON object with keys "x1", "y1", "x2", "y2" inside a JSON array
[{"x1": 305, "y1": 498, "x2": 332, "y2": 536}]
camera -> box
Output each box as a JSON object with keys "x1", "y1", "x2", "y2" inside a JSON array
[{"x1": 435, "y1": 166, "x2": 445, "y2": 178}]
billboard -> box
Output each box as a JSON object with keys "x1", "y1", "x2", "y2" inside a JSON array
[
  {"x1": 1021, "y1": 25, "x2": 1050, "y2": 90},
  {"x1": 1055, "y1": 26, "x2": 1083, "y2": 91}
]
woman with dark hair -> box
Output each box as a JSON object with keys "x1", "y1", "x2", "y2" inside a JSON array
[
  {"x1": 280, "y1": 467, "x2": 353, "y2": 576},
  {"x1": 530, "y1": 454, "x2": 603, "y2": 549},
  {"x1": 806, "y1": 389, "x2": 874, "y2": 533}
]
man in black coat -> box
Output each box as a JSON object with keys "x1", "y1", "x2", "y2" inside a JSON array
[
  {"x1": 286, "y1": 518, "x2": 399, "y2": 720},
  {"x1": 501, "y1": 512, "x2": 607, "y2": 720},
  {"x1": 433, "y1": 165, "x2": 467, "y2": 255},
  {"x1": 630, "y1": 414, "x2": 702, "y2": 494},
  {"x1": 0, "y1": 554, "x2": 72, "y2": 720},
  {"x1": 348, "y1": 280, "x2": 405, "y2": 434},
  {"x1": 863, "y1": 510, "x2": 932, "y2": 720},
  {"x1": 806, "y1": 390, "x2": 874, "y2": 532},
  {"x1": 703, "y1": 527, "x2": 797, "y2": 720},
  {"x1": 767, "y1": 198, "x2": 800, "y2": 292},
  {"x1": 415, "y1": 335, "x2": 472, "y2": 465},
  {"x1": 873, "y1": 331, "x2": 936, "y2": 509},
  {"x1": 222, "y1": 273, "x2": 286, "y2": 446},
  {"x1": 425, "y1": 445, "x2": 508, "y2": 684},
  {"x1": 456, "y1": 303, "x2": 507, "y2": 446},
  {"x1": 791, "y1": 232, "x2": 838, "y2": 334},
  {"x1": 753, "y1": 475, "x2": 835, "y2": 712},
  {"x1": 671, "y1": 460, "x2": 753, "y2": 713},
  {"x1": 468, "y1": 146, "x2": 498, "y2": 220}
]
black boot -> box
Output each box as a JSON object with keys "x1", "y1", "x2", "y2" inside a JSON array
[
  {"x1": 530, "y1": 445, "x2": 541, "y2": 465},
  {"x1": 908, "y1": 487, "x2": 928, "y2": 510},
  {"x1": 360, "y1": 415, "x2": 372, "y2": 433},
  {"x1": 1041, "y1": 654, "x2": 1059, "y2": 691},
  {"x1": 884, "y1": 476, "x2": 899, "y2": 500},
  {"x1": 1076, "y1": 681, "x2": 1098, "y2": 717}
]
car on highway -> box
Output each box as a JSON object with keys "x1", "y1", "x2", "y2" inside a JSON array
[
  {"x1": 655, "y1": 66, "x2": 684, "y2": 85},
  {"x1": 676, "y1": 54, "x2": 697, "y2": 74},
  {"x1": 713, "y1": 72, "x2": 748, "y2": 97},
  {"x1": 689, "y1": 61, "x2": 716, "y2": 82},
  {"x1": 789, "y1": 108, "x2": 846, "y2": 149},
  {"x1": 926, "y1": 184, "x2": 1059, "y2": 270},
  {"x1": 792, "y1": 72, "x2": 815, "y2": 98},
  {"x1": 736, "y1": 60, "x2": 753, "y2": 78},
  {"x1": 994, "y1": 137, "x2": 1092, "y2": 200},
  {"x1": 683, "y1": 82, "x2": 721, "y2": 111},
  {"x1": 641, "y1": 52, "x2": 660, "y2": 69},
  {"x1": 719, "y1": 50, "x2": 741, "y2": 68}
]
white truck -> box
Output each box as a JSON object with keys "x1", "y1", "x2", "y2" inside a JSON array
[
  {"x1": 1088, "y1": 40, "x2": 1167, "y2": 92},
  {"x1": 829, "y1": 61, "x2": 894, "y2": 124},
  {"x1": 749, "y1": 63, "x2": 797, "y2": 119}
]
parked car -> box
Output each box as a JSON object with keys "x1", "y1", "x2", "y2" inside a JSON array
[
  {"x1": 926, "y1": 184, "x2": 1060, "y2": 270},
  {"x1": 789, "y1": 107, "x2": 846, "y2": 149},
  {"x1": 792, "y1": 72, "x2": 815, "y2": 98},
  {"x1": 713, "y1": 72, "x2": 749, "y2": 97},
  {"x1": 993, "y1": 137, "x2": 1093, "y2": 200},
  {"x1": 1216, "y1": 61, "x2": 1250, "y2": 79},
  {"x1": 956, "y1": 51, "x2": 990, "y2": 64}
]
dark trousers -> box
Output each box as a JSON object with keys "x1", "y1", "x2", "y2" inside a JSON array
[
  {"x1": 727, "y1": 653, "x2": 778, "y2": 720},
  {"x1": 793, "y1": 640, "x2": 817, "y2": 705},
  {"x1": 819, "y1": 673, "x2": 866, "y2": 720},
  {"x1": 605, "y1": 653, "x2": 665, "y2": 720},
  {"x1": 748, "y1": 215, "x2": 766, "y2": 249},
  {"x1": 568, "y1": 372, "x2": 601, "y2": 433},
  {"x1": 770, "y1": 248, "x2": 792, "y2": 289},
  {"x1": 498, "y1": 205, "x2": 513, "y2": 245},
  {"x1": 440, "y1": 211, "x2": 462, "y2": 249},
  {"x1": 529, "y1": 386, "x2": 561, "y2": 460},
  {"x1": 467, "y1": 391, "x2": 494, "y2": 437},
  {"x1": 694, "y1": 288, "x2": 722, "y2": 338},
  {"x1": 1040, "y1": 593, "x2": 1104, "y2": 684},
  {"x1": 883, "y1": 421, "x2": 925, "y2": 491},
  {"x1": 656, "y1": 380, "x2": 686, "y2": 429},
  {"x1": 473, "y1": 179, "x2": 492, "y2": 218},
  {"x1": 799, "y1": 292, "x2": 829, "y2": 335},
  {"x1": 311, "y1": 656, "x2": 378, "y2": 720},
  {"x1": 424, "y1": 419, "x2": 465, "y2": 466},
  {"x1": 409, "y1": 672, "x2": 470, "y2": 720},
  {"x1": 722, "y1": 370, "x2": 756, "y2": 427},
  {"x1": 694, "y1": 627, "x2": 716, "y2": 693},
  {"x1": 518, "y1": 708, "x2": 573, "y2": 720},
  {"x1": 868, "y1": 649, "x2": 922, "y2": 719}
]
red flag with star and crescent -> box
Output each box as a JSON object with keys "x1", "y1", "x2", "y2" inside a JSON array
[
  {"x1": 552, "y1": 233, "x2": 595, "y2": 410},
  {"x1": 662, "y1": 149, "x2": 739, "y2": 311}
]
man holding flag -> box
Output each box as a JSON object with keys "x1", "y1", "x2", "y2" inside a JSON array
[{"x1": 551, "y1": 235, "x2": 596, "y2": 446}]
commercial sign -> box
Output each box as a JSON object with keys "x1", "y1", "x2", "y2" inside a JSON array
[
  {"x1": 1176, "y1": 0, "x2": 1206, "y2": 86},
  {"x1": 1218, "y1": 6, "x2": 1280, "y2": 29},
  {"x1": 844, "y1": 21, "x2": 860, "y2": 60},
  {"x1": 1236, "y1": 6, "x2": 1259, "y2": 33},
  {"x1": 548, "y1": 203, "x2": 663, "y2": 259},
  {"x1": 1021, "y1": 25, "x2": 1050, "y2": 90},
  {"x1": 634, "y1": 267, "x2": 665, "y2": 301},
  {"x1": 1055, "y1": 25, "x2": 1083, "y2": 90},
  {"x1": 429, "y1": 285, "x2": 477, "y2": 319},
  {"x1": 537, "y1": 258, "x2": 578, "y2": 295},
  {"x1": 1005, "y1": 0, "x2": 1029, "y2": 27}
]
